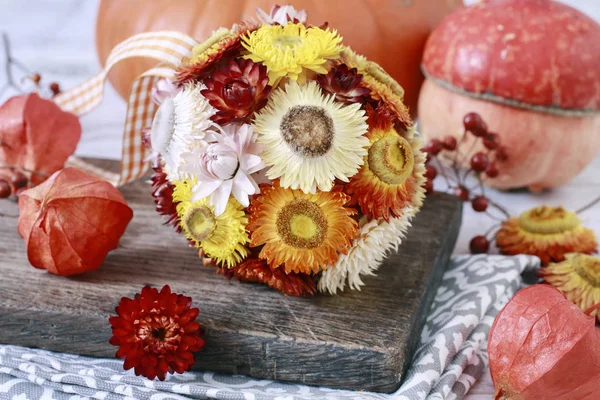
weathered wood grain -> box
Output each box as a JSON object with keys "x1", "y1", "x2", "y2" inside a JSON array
[{"x1": 0, "y1": 159, "x2": 461, "y2": 393}]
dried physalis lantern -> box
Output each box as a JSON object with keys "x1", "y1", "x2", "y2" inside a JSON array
[
  {"x1": 496, "y1": 206, "x2": 597, "y2": 265},
  {"x1": 17, "y1": 168, "x2": 133, "y2": 276}
]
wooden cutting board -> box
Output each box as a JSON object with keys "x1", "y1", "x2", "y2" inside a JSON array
[{"x1": 0, "y1": 159, "x2": 461, "y2": 393}]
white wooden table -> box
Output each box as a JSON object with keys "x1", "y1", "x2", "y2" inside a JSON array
[{"x1": 1, "y1": 1, "x2": 599, "y2": 398}]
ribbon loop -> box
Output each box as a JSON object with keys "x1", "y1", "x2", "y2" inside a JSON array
[{"x1": 56, "y1": 31, "x2": 199, "y2": 186}]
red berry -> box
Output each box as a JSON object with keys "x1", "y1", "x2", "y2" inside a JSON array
[
  {"x1": 470, "y1": 235, "x2": 490, "y2": 254},
  {"x1": 496, "y1": 146, "x2": 509, "y2": 162},
  {"x1": 31, "y1": 73, "x2": 41, "y2": 84},
  {"x1": 463, "y1": 112, "x2": 488, "y2": 137},
  {"x1": 50, "y1": 82, "x2": 61, "y2": 95},
  {"x1": 424, "y1": 179, "x2": 434, "y2": 194},
  {"x1": 470, "y1": 152, "x2": 489, "y2": 172},
  {"x1": 423, "y1": 139, "x2": 443, "y2": 156},
  {"x1": 0, "y1": 180, "x2": 11, "y2": 199},
  {"x1": 483, "y1": 132, "x2": 500, "y2": 150},
  {"x1": 425, "y1": 164, "x2": 438, "y2": 180},
  {"x1": 10, "y1": 171, "x2": 28, "y2": 189},
  {"x1": 442, "y1": 136, "x2": 458, "y2": 151},
  {"x1": 485, "y1": 162, "x2": 499, "y2": 178},
  {"x1": 471, "y1": 195, "x2": 489, "y2": 212},
  {"x1": 453, "y1": 185, "x2": 470, "y2": 201}
]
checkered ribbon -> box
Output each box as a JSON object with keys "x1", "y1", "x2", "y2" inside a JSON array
[{"x1": 54, "y1": 31, "x2": 199, "y2": 186}]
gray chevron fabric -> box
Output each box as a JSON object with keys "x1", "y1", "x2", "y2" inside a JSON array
[{"x1": 0, "y1": 254, "x2": 539, "y2": 400}]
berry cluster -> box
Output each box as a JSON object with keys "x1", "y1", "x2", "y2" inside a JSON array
[
  {"x1": 0, "y1": 33, "x2": 61, "y2": 99},
  {"x1": 422, "y1": 112, "x2": 511, "y2": 254}
]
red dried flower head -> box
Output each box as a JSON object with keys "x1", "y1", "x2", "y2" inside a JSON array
[
  {"x1": 201, "y1": 58, "x2": 271, "y2": 125},
  {"x1": 219, "y1": 257, "x2": 316, "y2": 297},
  {"x1": 150, "y1": 158, "x2": 181, "y2": 233},
  {"x1": 109, "y1": 285, "x2": 205, "y2": 381},
  {"x1": 364, "y1": 101, "x2": 396, "y2": 130},
  {"x1": 316, "y1": 64, "x2": 370, "y2": 104}
]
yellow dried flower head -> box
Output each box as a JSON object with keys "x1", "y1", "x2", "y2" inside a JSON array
[
  {"x1": 173, "y1": 180, "x2": 249, "y2": 268},
  {"x1": 242, "y1": 23, "x2": 343, "y2": 84}
]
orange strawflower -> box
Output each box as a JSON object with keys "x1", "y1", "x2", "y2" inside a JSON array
[
  {"x1": 496, "y1": 206, "x2": 598, "y2": 265},
  {"x1": 345, "y1": 125, "x2": 425, "y2": 221},
  {"x1": 247, "y1": 182, "x2": 358, "y2": 274}
]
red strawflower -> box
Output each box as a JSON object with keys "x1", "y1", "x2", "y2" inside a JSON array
[
  {"x1": 364, "y1": 101, "x2": 396, "y2": 130},
  {"x1": 316, "y1": 64, "x2": 370, "y2": 104},
  {"x1": 218, "y1": 257, "x2": 316, "y2": 297},
  {"x1": 109, "y1": 285, "x2": 205, "y2": 381},
  {"x1": 201, "y1": 58, "x2": 271, "y2": 125},
  {"x1": 150, "y1": 159, "x2": 181, "y2": 233}
]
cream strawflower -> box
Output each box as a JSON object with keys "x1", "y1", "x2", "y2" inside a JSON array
[
  {"x1": 180, "y1": 124, "x2": 265, "y2": 216},
  {"x1": 254, "y1": 80, "x2": 369, "y2": 193},
  {"x1": 318, "y1": 207, "x2": 416, "y2": 294},
  {"x1": 150, "y1": 82, "x2": 220, "y2": 181}
]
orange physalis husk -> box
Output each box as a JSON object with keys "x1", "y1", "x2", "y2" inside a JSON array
[
  {"x1": 540, "y1": 253, "x2": 600, "y2": 321},
  {"x1": 345, "y1": 125, "x2": 426, "y2": 221},
  {"x1": 489, "y1": 284, "x2": 600, "y2": 400},
  {"x1": 0, "y1": 93, "x2": 81, "y2": 185},
  {"x1": 17, "y1": 168, "x2": 133, "y2": 276},
  {"x1": 218, "y1": 257, "x2": 316, "y2": 297},
  {"x1": 496, "y1": 206, "x2": 597, "y2": 265},
  {"x1": 247, "y1": 181, "x2": 358, "y2": 274}
]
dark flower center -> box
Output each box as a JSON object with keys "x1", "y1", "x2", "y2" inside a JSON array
[
  {"x1": 280, "y1": 105, "x2": 334, "y2": 157},
  {"x1": 137, "y1": 315, "x2": 183, "y2": 354},
  {"x1": 222, "y1": 79, "x2": 254, "y2": 109},
  {"x1": 336, "y1": 73, "x2": 357, "y2": 92},
  {"x1": 152, "y1": 327, "x2": 167, "y2": 340}
]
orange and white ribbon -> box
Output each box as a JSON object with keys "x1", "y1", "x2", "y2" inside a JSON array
[{"x1": 54, "y1": 31, "x2": 199, "y2": 186}]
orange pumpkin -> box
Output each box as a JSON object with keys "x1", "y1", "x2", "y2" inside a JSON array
[{"x1": 95, "y1": 0, "x2": 462, "y2": 116}]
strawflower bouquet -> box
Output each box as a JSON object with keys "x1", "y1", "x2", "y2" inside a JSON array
[{"x1": 148, "y1": 5, "x2": 426, "y2": 296}]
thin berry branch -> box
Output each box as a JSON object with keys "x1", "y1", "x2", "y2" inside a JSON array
[
  {"x1": 0, "y1": 212, "x2": 18, "y2": 218},
  {"x1": 487, "y1": 198, "x2": 511, "y2": 219},
  {"x1": 433, "y1": 157, "x2": 453, "y2": 189},
  {"x1": 575, "y1": 194, "x2": 600, "y2": 215},
  {"x1": 0, "y1": 165, "x2": 50, "y2": 178},
  {"x1": 484, "y1": 223, "x2": 501, "y2": 238},
  {"x1": 1, "y1": 32, "x2": 24, "y2": 93}
]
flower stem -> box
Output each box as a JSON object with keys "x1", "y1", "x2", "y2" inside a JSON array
[
  {"x1": 575, "y1": 195, "x2": 600, "y2": 215},
  {"x1": 584, "y1": 301, "x2": 600, "y2": 316}
]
